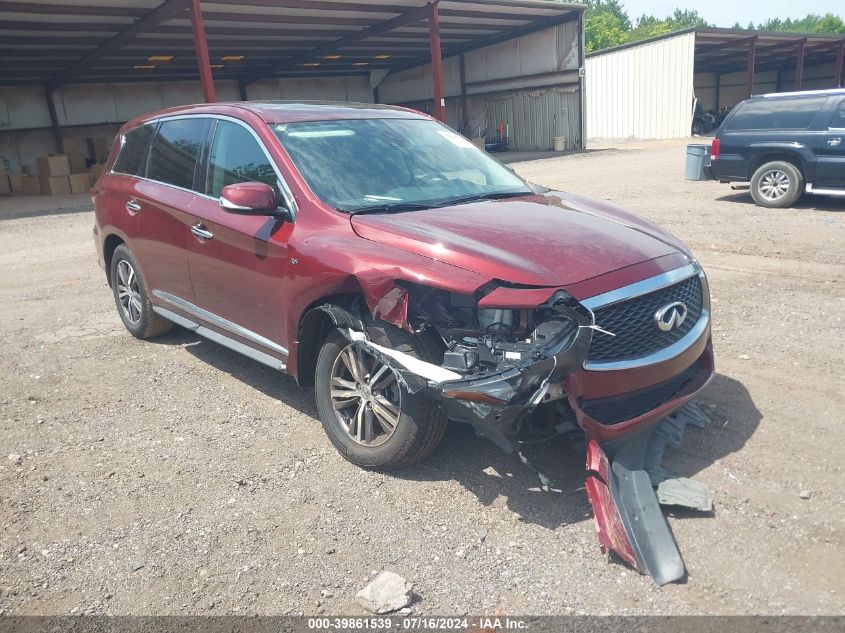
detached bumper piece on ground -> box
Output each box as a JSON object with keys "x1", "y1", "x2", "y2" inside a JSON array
[{"x1": 586, "y1": 403, "x2": 712, "y2": 586}]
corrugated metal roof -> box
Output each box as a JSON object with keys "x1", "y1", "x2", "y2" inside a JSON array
[{"x1": 0, "y1": 0, "x2": 584, "y2": 87}]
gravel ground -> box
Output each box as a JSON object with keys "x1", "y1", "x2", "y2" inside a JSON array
[{"x1": 1, "y1": 138, "x2": 843, "y2": 616}]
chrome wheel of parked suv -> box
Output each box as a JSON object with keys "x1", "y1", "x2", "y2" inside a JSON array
[
  {"x1": 314, "y1": 326, "x2": 447, "y2": 470},
  {"x1": 110, "y1": 244, "x2": 173, "y2": 339},
  {"x1": 750, "y1": 161, "x2": 803, "y2": 208}
]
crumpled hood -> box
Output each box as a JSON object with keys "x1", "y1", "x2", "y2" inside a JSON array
[{"x1": 350, "y1": 192, "x2": 685, "y2": 287}]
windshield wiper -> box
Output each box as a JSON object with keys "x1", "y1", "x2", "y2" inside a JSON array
[
  {"x1": 343, "y1": 202, "x2": 434, "y2": 216},
  {"x1": 436, "y1": 190, "x2": 533, "y2": 207}
]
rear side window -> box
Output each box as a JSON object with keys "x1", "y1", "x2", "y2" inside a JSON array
[
  {"x1": 726, "y1": 97, "x2": 826, "y2": 131},
  {"x1": 206, "y1": 120, "x2": 277, "y2": 198},
  {"x1": 831, "y1": 99, "x2": 845, "y2": 129},
  {"x1": 113, "y1": 124, "x2": 155, "y2": 176},
  {"x1": 147, "y1": 118, "x2": 208, "y2": 190}
]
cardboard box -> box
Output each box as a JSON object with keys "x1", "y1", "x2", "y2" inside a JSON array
[
  {"x1": 62, "y1": 137, "x2": 86, "y2": 154},
  {"x1": 22, "y1": 176, "x2": 42, "y2": 196},
  {"x1": 69, "y1": 173, "x2": 90, "y2": 194},
  {"x1": 37, "y1": 154, "x2": 71, "y2": 177},
  {"x1": 89, "y1": 163, "x2": 105, "y2": 180},
  {"x1": 68, "y1": 151, "x2": 87, "y2": 174},
  {"x1": 88, "y1": 137, "x2": 112, "y2": 163},
  {"x1": 0, "y1": 175, "x2": 10, "y2": 195},
  {"x1": 8, "y1": 174, "x2": 25, "y2": 193},
  {"x1": 39, "y1": 175, "x2": 71, "y2": 196}
]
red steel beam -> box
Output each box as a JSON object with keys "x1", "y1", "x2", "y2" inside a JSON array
[
  {"x1": 189, "y1": 0, "x2": 215, "y2": 102},
  {"x1": 795, "y1": 38, "x2": 806, "y2": 90},
  {"x1": 746, "y1": 36, "x2": 757, "y2": 98},
  {"x1": 429, "y1": 1, "x2": 446, "y2": 122}
]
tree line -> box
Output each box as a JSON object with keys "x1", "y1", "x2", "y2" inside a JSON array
[{"x1": 574, "y1": 0, "x2": 845, "y2": 53}]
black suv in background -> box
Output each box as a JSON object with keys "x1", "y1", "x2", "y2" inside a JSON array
[{"x1": 708, "y1": 88, "x2": 845, "y2": 208}]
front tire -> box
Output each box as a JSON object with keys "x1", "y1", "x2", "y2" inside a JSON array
[
  {"x1": 750, "y1": 161, "x2": 804, "y2": 208},
  {"x1": 110, "y1": 244, "x2": 173, "y2": 339},
  {"x1": 314, "y1": 326, "x2": 447, "y2": 470}
]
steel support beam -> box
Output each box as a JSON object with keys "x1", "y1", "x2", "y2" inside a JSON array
[
  {"x1": 714, "y1": 73, "x2": 720, "y2": 111},
  {"x1": 458, "y1": 52, "x2": 468, "y2": 127},
  {"x1": 795, "y1": 39, "x2": 806, "y2": 90},
  {"x1": 429, "y1": 1, "x2": 446, "y2": 123},
  {"x1": 45, "y1": 88, "x2": 63, "y2": 153},
  {"x1": 45, "y1": 0, "x2": 190, "y2": 91},
  {"x1": 189, "y1": 0, "x2": 215, "y2": 102},
  {"x1": 746, "y1": 37, "x2": 757, "y2": 98},
  {"x1": 835, "y1": 41, "x2": 845, "y2": 88}
]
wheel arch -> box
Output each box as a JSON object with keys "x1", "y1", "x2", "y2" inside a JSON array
[
  {"x1": 747, "y1": 146, "x2": 811, "y2": 180},
  {"x1": 295, "y1": 293, "x2": 367, "y2": 388},
  {"x1": 102, "y1": 233, "x2": 126, "y2": 286}
]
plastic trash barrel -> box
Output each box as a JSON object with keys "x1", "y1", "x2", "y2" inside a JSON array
[
  {"x1": 553, "y1": 136, "x2": 567, "y2": 152},
  {"x1": 685, "y1": 144, "x2": 711, "y2": 181}
]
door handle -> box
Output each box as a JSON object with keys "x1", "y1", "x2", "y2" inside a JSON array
[
  {"x1": 191, "y1": 223, "x2": 214, "y2": 241},
  {"x1": 125, "y1": 199, "x2": 141, "y2": 213},
  {"x1": 828, "y1": 138, "x2": 842, "y2": 146}
]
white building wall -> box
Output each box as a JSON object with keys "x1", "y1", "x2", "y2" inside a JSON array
[{"x1": 586, "y1": 31, "x2": 696, "y2": 140}]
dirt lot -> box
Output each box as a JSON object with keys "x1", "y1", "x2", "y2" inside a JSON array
[{"x1": 1, "y1": 138, "x2": 843, "y2": 616}]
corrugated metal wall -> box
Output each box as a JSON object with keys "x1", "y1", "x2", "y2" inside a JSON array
[
  {"x1": 485, "y1": 88, "x2": 580, "y2": 151},
  {"x1": 586, "y1": 31, "x2": 696, "y2": 140},
  {"x1": 378, "y1": 21, "x2": 584, "y2": 149}
]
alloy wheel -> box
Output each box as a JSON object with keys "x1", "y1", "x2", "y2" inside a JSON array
[
  {"x1": 116, "y1": 259, "x2": 143, "y2": 325},
  {"x1": 329, "y1": 343, "x2": 402, "y2": 447},
  {"x1": 759, "y1": 169, "x2": 790, "y2": 201}
]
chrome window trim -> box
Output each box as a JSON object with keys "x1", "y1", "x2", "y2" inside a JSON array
[
  {"x1": 580, "y1": 262, "x2": 700, "y2": 311},
  {"x1": 153, "y1": 290, "x2": 289, "y2": 357},
  {"x1": 109, "y1": 113, "x2": 298, "y2": 219},
  {"x1": 581, "y1": 263, "x2": 710, "y2": 372}
]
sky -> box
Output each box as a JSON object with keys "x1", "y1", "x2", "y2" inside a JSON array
[{"x1": 619, "y1": 0, "x2": 844, "y2": 27}]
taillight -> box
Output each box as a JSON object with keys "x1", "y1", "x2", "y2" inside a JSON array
[{"x1": 710, "y1": 137, "x2": 720, "y2": 160}]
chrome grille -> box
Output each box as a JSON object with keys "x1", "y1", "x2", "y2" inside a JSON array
[{"x1": 587, "y1": 275, "x2": 704, "y2": 363}]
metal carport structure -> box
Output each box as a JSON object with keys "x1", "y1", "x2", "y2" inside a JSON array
[{"x1": 0, "y1": 0, "x2": 585, "y2": 154}]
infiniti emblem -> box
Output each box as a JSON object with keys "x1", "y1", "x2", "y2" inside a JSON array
[{"x1": 654, "y1": 301, "x2": 688, "y2": 332}]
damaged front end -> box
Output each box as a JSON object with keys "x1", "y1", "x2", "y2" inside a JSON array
[{"x1": 313, "y1": 274, "x2": 714, "y2": 586}]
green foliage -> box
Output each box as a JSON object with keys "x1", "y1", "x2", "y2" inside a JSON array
[
  {"x1": 573, "y1": 2, "x2": 845, "y2": 52},
  {"x1": 747, "y1": 13, "x2": 845, "y2": 34}
]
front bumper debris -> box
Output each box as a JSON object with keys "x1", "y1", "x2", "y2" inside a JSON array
[
  {"x1": 314, "y1": 303, "x2": 715, "y2": 584},
  {"x1": 585, "y1": 402, "x2": 713, "y2": 585}
]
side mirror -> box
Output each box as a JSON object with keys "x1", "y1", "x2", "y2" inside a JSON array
[{"x1": 219, "y1": 182, "x2": 286, "y2": 217}]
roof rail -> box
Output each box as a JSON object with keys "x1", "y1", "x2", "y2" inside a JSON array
[{"x1": 762, "y1": 88, "x2": 845, "y2": 98}]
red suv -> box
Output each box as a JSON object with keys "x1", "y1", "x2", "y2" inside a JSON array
[{"x1": 93, "y1": 102, "x2": 715, "y2": 586}]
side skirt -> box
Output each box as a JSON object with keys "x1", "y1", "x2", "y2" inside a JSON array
[
  {"x1": 806, "y1": 183, "x2": 845, "y2": 197},
  {"x1": 152, "y1": 305, "x2": 287, "y2": 372}
]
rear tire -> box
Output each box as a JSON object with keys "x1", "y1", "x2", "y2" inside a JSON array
[
  {"x1": 314, "y1": 325, "x2": 447, "y2": 470},
  {"x1": 110, "y1": 244, "x2": 173, "y2": 339},
  {"x1": 750, "y1": 161, "x2": 804, "y2": 208}
]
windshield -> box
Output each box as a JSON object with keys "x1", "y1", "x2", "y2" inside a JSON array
[{"x1": 273, "y1": 118, "x2": 533, "y2": 212}]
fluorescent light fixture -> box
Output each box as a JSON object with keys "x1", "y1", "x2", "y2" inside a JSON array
[
  {"x1": 133, "y1": 64, "x2": 155, "y2": 70},
  {"x1": 147, "y1": 55, "x2": 173, "y2": 62},
  {"x1": 354, "y1": 62, "x2": 369, "y2": 66},
  {"x1": 322, "y1": 54, "x2": 341, "y2": 60},
  {"x1": 210, "y1": 64, "x2": 224, "y2": 69},
  {"x1": 221, "y1": 55, "x2": 244, "y2": 61},
  {"x1": 302, "y1": 62, "x2": 320, "y2": 67},
  {"x1": 373, "y1": 54, "x2": 391, "y2": 60}
]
